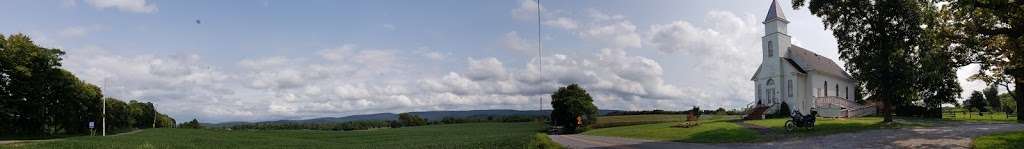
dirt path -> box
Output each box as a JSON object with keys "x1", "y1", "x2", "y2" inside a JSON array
[
  {"x1": 550, "y1": 123, "x2": 1024, "y2": 149},
  {"x1": 0, "y1": 129, "x2": 143, "y2": 145}
]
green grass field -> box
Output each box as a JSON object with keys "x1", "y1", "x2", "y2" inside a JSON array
[
  {"x1": 973, "y1": 130, "x2": 1024, "y2": 149},
  {"x1": 583, "y1": 115, "x2": 757, "y2": 143},
  {"x1": 3, "y1": 122, "x2": 558, "y2": 149},
  {"x1": 744, "y1": 117, "x2": 884, "y2": 137}
]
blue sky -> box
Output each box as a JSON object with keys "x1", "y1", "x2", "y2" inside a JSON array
[{"x1": 2, "y1": 0, "x2": 988, "y2": 122}]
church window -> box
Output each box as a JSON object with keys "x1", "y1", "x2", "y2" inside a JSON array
[
  {"x1": 767, "y1": 79, "x2": 774, "y2": 103},
  {"x1": 835, "y1": 84, "x2": 839, "y2": 97},
  {"x1": 823, "y1": 81, "x2": 828, "y2": 96},
  {"x1": 845, "y1": 86, "x2": 850, "y2": 99},
  {"x1": 787, "y1": 80, "x2": 793, "y2": 97},
  {"x1": 768, "y1": 41, "x2": 774, "y2": 57}
]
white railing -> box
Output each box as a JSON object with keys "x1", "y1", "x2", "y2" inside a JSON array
[
  {"x1": 814, "y1": 96, "x2": 876, "y2": 118},
  {"x1": 845, "y1": 106, "x2": 877, "y2": 117}
]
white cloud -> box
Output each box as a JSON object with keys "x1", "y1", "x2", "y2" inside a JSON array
[
  {"x1": 578, "y1": 10, "x2": 643, "y2": 49},
  {"x1": 957, "y1": 64, "x2": 989, "y2": 101},
  {"x1": 544, "y1": 17, "x2": 578, "y2": 30},
  {"x1": 59, "y1": 27, "x2": 90, "y2": 38},
  {"x1": 466, "y1": 57, "x2": 508, "y2": 81},
  {"x1": 510, "y1": 0, "x2": 542, "y2": 20},
  {"x1": 58, "y1": 25, "x2": 103, "y2": 38},
  {"x1": 643, "y1": 10, "x2": 764, "y2": 107},
  {"x1": 501, "y1": 31, "x2": 539, "y2": 55},
  {"x1": 85, "y1": 0, "x2": 158, "y2": 13}
]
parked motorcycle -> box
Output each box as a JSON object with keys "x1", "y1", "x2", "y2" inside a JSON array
[{"x1": 785, "y1": 110, "x2": 817, "y2": 132}]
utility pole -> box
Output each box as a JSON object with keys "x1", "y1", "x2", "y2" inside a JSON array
[
  {"x1": 102, "y1": 79, "x2": 108, "y2": 136},
  {"x1": 536, "y1": 0, "x2": 543, "y2": 113}
]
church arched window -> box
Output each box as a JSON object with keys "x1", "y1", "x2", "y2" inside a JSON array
[
  {"x1": 787, "y1": 80, "x2": 793, "y2": 97},
  {"x1": 824, "y1": 81, "x2": 828, "y2": 97},
  {"x1": 767, "y1": 79, "x2": 775, "y2": 103},
  {"x1": 767, "y1": 41, "x2": 774, "y2": 57}
]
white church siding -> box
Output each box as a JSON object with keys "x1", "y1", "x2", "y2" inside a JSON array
[{"x1": 749, "y1": 0, "x2": 860, "y2": 117}]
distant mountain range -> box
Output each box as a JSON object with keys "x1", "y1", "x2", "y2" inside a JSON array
[{"x1": 205, "y1": 109, "x2": 621, "y2": 128}]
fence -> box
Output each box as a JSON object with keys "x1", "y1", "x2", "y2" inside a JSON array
[{"x1": 943, "y1": 108, "x2": 1017, "y2": 121}]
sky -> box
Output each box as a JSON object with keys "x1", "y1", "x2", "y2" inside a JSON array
[{"x1": 1, "y1": 0, "x2": 992, "y2": 123}]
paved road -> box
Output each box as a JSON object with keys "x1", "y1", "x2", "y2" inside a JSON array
[{"x1": 550, "y1": 123, "x2": 1024, "y2": 149}]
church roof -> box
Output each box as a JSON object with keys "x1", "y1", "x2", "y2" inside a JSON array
[
  {"x1": 784, "y1": 58, "x2": 807, "y2": 74},
  {"x1": 786, "y1": 46, "x2": 852, "y2": 79},
  {"x1": 765, "y1": 0, "x2": 788, "y2": 23}
]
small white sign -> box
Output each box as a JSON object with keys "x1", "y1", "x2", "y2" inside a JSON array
[{"x1": 89, "y1": 122, "x2": 95, "y2": 129}]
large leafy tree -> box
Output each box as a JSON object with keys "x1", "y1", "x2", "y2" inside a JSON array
[
  {"x1": 0, "y1": 34, "x2": 67, "y2": 134},
  {"x1": 792, "y1": 0, "x2": 963, "y2": 122},
  {"x1": 550, "y1": 84, "x2": 597, "y2": 133},
  {"x1": 942, "y1": 0, "x2": 1024, "y2": 122},
  {"x1": 0, "y1": 34, "x2": 174, "y2": 135}
]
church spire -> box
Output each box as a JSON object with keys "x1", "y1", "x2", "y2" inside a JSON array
[{"x1": 765, "y1": 0, "x2": 788, "y2": 23}]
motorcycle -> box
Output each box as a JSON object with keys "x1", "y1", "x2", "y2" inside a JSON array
[{"x1": 784, "y1": 110, "x2": 817, "y2": 132}]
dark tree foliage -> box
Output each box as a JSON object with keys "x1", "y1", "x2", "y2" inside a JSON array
[
  {"x1": 690, "y1": 106, "x2": 701, "y2": 117},
  {"x1": 941, "y1": 0, "x2": 1024, "y2": 122},
  {"x1": 983, "y1": 85, "x2": 1002, "y2": 111},
  {"x1": 0, "y1": 34, "x2": 173, "y2": 136},
  {"x1": 792, "y1": 0, "x2": 965, "y2": 122},
  {"x1": 397, "y1": 113, "x2": 427, "y2": 127},
  {"x1": 768, "y1": 102, "x2": 792, "y2": 118},
  {"x1": 180, "y1": 118, "x2": 203, "y2": 129},
  {"x1": 967, "y1": 91, "x2": 989, "y2": 112},
  {"x1": 549, "y1": 84, "x2": 597, "y2": 133}
]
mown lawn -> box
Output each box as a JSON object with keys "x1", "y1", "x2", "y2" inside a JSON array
[
  {"x1": 3, "y1": 122, "x2": 557, "y2": 149},
  {"x1": 583, "y1": 121, "x2": 759, "y2": 143},
  {"x1": 744, "y1": 117, "x2": 885, "y2": 137},
  {"x1": 974, "y1": 130, "x2": 1024, "y2": 149}
]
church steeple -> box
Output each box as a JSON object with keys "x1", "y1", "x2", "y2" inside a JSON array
[
  {"x1": 765, "y1": 0, "x2": 788, "y2": 23},
  {"x1": 762, "y1": 0, "x2": 791, "y2": 59},
  {"x1": 763, "y1": 0, "x2": 790, "y2": 35}
]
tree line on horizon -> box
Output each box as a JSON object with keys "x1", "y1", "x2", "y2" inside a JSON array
[{"x1": 0, "y1": 34, "x2": 174, "y2": 136}]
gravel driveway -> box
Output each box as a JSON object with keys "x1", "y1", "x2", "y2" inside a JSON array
[{"x1": 550, "y1": 122, "x2": 1024, "y2": 149}]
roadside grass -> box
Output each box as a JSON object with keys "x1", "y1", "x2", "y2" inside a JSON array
[
  {"x1": 529, "y1": 133, "x2": 564, "y2": 149},
  {"x1": 583, "y1": 121, "x2": 759, "y2": 143},
  {"x1": 3, "y1": 122, "x2": 554, "y2": 149},
  {"x1": 973, "y1": 130, "x2": 1024, "y2": 149},
  {"x1": 591, "y1": 114, "x2": 740, "y2": 129}
]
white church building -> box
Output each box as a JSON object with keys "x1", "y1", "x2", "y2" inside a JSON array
[{"x1": 747, "y1": 0, "x2": 875, "y2": 118}]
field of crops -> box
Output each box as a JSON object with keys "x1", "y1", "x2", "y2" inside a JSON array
[{"x1": 3, "y1": 122, "x2": 552, "y2": 149}]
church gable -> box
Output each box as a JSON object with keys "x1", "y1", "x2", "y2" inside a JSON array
[
  {"x1": 785, "y1": 46, "x2": 851, "y2": 80},
  {"x1": 751, "y1": 65, "x2": 764, "y2": 81}
]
